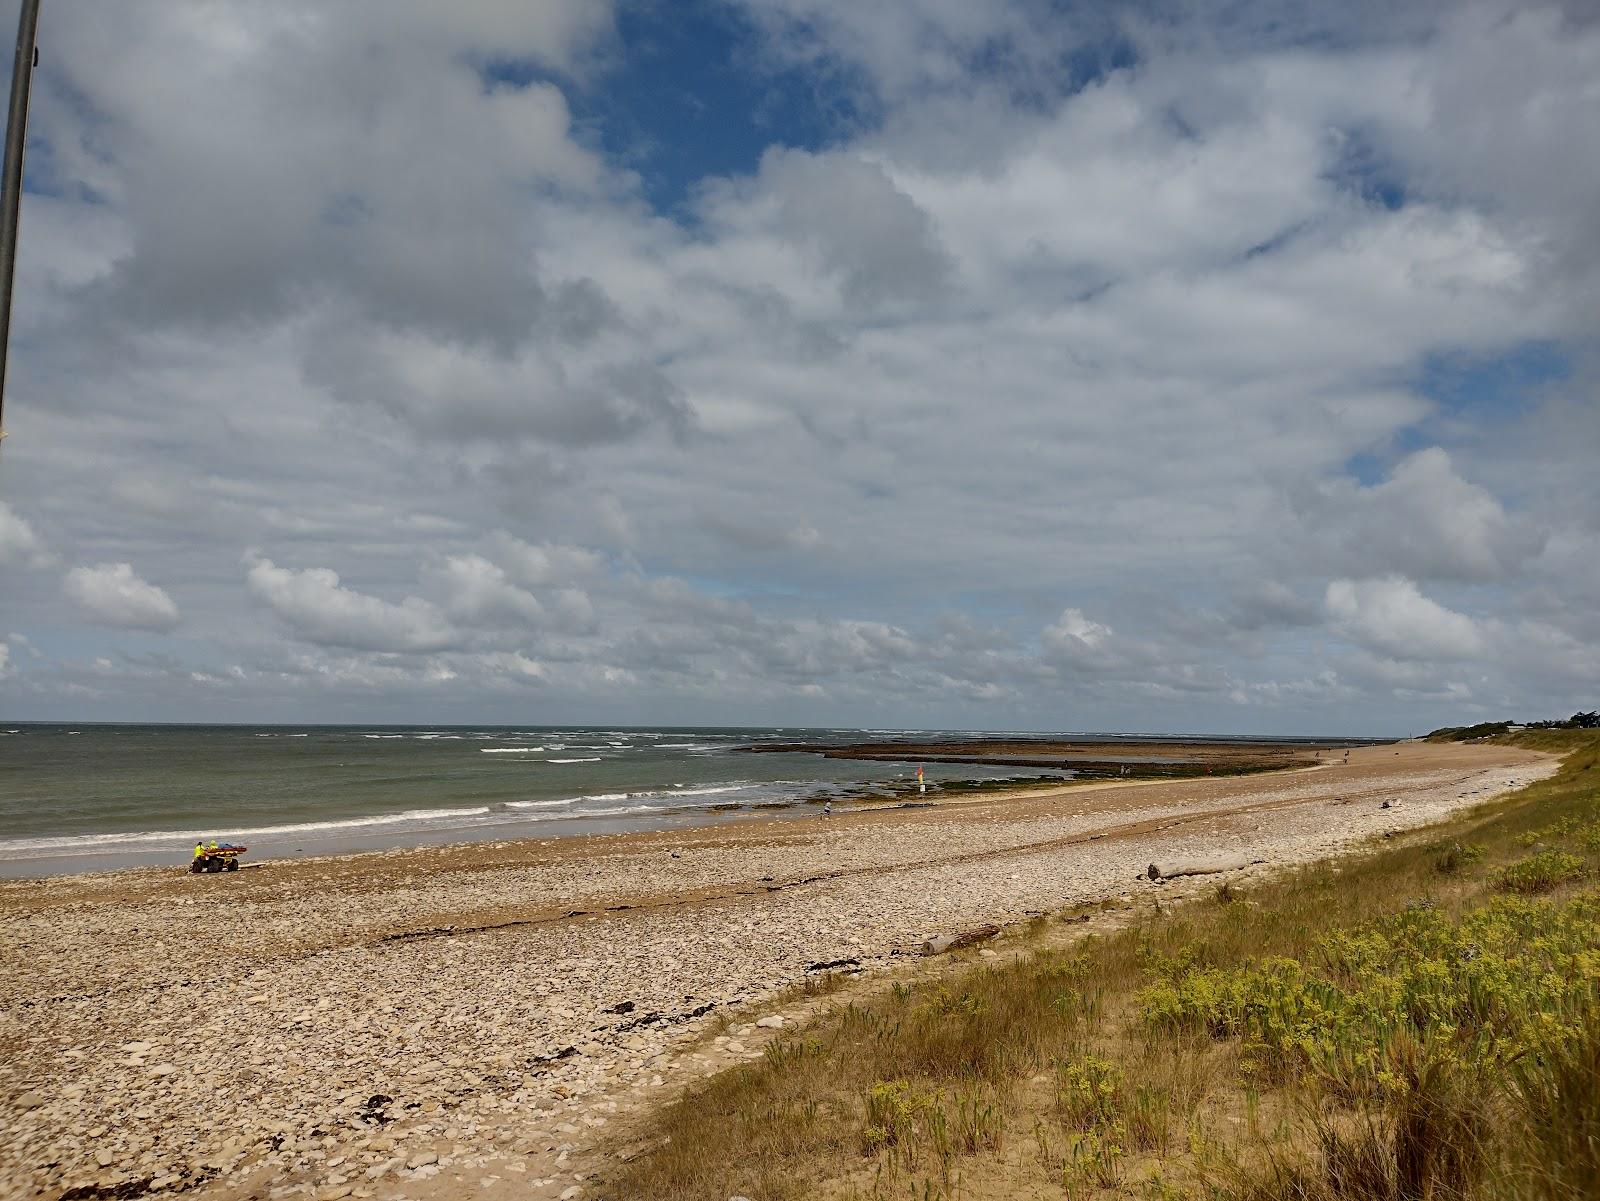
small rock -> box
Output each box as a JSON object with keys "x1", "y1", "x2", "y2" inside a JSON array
[
  {"x1": 14, "y1": 1091, "x2": 44, "y2": 1110},
  {"x1": 407, "y1": 1153, "x2": 438, "y2": 1169},
  {"x1": 560, "y1": 1188, "x2": 582, "y2": 1201},
  {"x1": 755, "y1": 1016, "x2": 783, "y2": 1029}
]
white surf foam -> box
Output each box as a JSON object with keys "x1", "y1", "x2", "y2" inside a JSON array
[{"x1": 0, "y1": 806, "x2": 498, "y2": 859}]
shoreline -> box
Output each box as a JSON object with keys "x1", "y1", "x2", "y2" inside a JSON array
[
  {"x1": 0, "y1": 772, "x2": 1087, "y2": 882},
  {"x1": 0, "y1": 732, "x2": 1370, "y2": 880},
  {"x1": 0, "y1": 741, "x2": 1554, "y2": 1200}
]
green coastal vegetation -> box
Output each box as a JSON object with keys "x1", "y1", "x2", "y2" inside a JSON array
[
  {"x1": 612, "y1": 731, "x2": 1600, "y2": 1200},
  {"x1": 1426, "y1": 713, "x2": 1600, "y2": 742}
]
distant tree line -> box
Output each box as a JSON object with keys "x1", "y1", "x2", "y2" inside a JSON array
[{"x1": 1427, "y1": 711, "x2": 1599, "y2": 741}]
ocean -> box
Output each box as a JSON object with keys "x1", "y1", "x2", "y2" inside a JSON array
[{"x1": 0, "y1": 723, "x2": 1079, "y2": 876}]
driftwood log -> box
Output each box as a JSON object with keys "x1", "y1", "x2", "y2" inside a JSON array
[
  {"x1": 921, "y1": 923, "x2": 1001, "y2": 956},
  {"x1": 1145, "y1": 854, "x2": 1261, "y2": 881}
]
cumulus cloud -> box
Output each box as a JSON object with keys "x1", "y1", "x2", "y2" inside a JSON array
[
  {"x1": 1325, "y1": 576, "x2": 1487, "y2": 661},
  {"x1": 1229, "y1": 582, "x2": 1322, "y2": 632},
  {"x1": 701, "y1": 510, "x2": 823, "y2": 553},
  {"x1": 478, "y1": 651, "x2": 548, "y2": 683},
  {"x1": 3, "y1": 0, "x2": 1597, "y2": 730},
  {"x1": 429, "y1": 554, "x2": 544, "y2": 625},
  {"x1": 62, "y1": 563, "x2": 181, "y2": 631},
  {"x1": 0, "y1": 502, "x2": 48, "y2": 567},
  {"x1": 1044, "y1": 608, "x2": 1112, "y2": 656},
  {"x1": 1039, "y1": 607, "x2": 1173, "y2": 683},
  {"x1": 1293, "y1": 449, "x2": 1546, "y2": 582},
  {"x1": 488, "y1": 535, "x2": 607, "y2": 588},
  {"x1": 716, "y1": 148, "x2": 953, "y2": 307},
  {"x1": 299, "y1": 313, "x2": 692, "y2": 448},
  {"x1": 51, "y1": 3, "x2": 615, "y2": 345},
  {"x1": 245, "y1": 557, "x2": 457, "y2": 653}
]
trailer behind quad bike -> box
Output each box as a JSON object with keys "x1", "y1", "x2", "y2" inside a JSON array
[{"x1": 190, "y1": 844, "x2": 246, "y2": 873}]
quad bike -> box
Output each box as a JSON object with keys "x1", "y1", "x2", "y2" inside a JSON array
[{"x1": 190, "y1": 844, "x2": 246, "y2": 873}]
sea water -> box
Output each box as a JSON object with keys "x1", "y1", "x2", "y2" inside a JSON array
[{"x1": 0, "y1": 724, "x2": 1076, "y2": 876}]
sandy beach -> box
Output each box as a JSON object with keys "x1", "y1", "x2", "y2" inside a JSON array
[{"x1": 0, "y1": 740, "x2": 1554, "y2": 1201}]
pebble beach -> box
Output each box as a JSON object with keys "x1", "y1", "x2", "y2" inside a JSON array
[{"x1": 0, "y1": 740, "x2": 1554, "y2": 1201}]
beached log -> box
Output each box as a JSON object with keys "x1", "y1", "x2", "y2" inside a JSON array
[
  {"x1": 921, "y1": 922, "x2": 1001, "y2": 955},
  {"x1": 1145, "y1": 854, "x2": 1260, "y2": 881}
]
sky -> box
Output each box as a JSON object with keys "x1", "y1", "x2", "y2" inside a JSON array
[{"x1": 0, "y1": 0, "x2": 1596, "y2": 735}]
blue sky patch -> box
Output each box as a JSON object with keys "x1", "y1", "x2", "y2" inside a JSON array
[
  {"x1": 1418, "y1": 341, "x2": 1569, "y2": 418},
  {"x1": 1325, "y1": 124, "x2": 1406, "y2": 211},
  {"x1": 483, "y1": 0, "x2": 867, "y2": 215}
]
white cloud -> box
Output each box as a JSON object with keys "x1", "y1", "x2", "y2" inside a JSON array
[
  {"x1": 2, "y1": 0, "x2": 1596, "y2": 730},
  {"x1": 429, "y1": 554, "x2": 544, "y2": 625},
  {"x1": 487, "y1": 535, "x2": 606, "y2": 588},
  {"x1": 1044, "y1": 608, "x2": 1112, "y2": 652},
  {"x1": 706, "y1": 148, "x2": 952, "y2": 307},
  {"x1": 1293, "y1": 448, "x2": 1546, "y2": 582},
  {"x1": 245, "y1": 557, "x2": 457, "y2": 653},
  {"x1": 478, "y1": 651, "x2": 548, "y2": 683},
  {"x1": 62, "y1": 563, "x2": 181, "y2": 631},
  {"x1": 0, "y1": 502, "x2": 48, "y2": 567},
  {"x1": 1325, "y1": 576, "x2": 1487, "y2": 661}
]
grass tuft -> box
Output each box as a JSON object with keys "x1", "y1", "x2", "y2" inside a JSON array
[{"x1": 609, "y1": 732, "x2": 1600, "y2": 1201}]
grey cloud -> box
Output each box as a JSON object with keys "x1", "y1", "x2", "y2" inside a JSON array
[
  {"x1": 1291, "y1": 449, "x2": 1547, "y2": 583},
  {"x1": 1325, "y1": 576, "x2": 1487, "y2": 661},
  {"x1": 700, "y1": 510, "x2": 822, "y2": 553},
  {"x1": 428, "y1": 554, "x2": 544, "y2": 626},
  {"x1": 37, "y1": 4, "x2": 615, "y2": 348},
  {"x1": 4, "y1": 1, "x2": 1598, "y2": 733},
  {"x1": 245, "y1": 556, "x2": 458, "y2": 653},
  {"x1": 1228, "y1": 582, "x2": 1322, "y2": 631},
  {"x1": 752, "y1": 149, "x2": 953, "y2": 306},
  {"x1": 0, "y1": 502, "x2": 50, "y2": 567},
  {"x1": 1041, "y1": 607, "x2": 1117, "y2": 670},
  {"x1": 1378, "y1": 3, "x2": 1600, "y2": 306},
  {"x1": 300, "y1": 319, "x2": 691, "y2": 447},
  {"x1": 487, "y1": 535, "x2": 607, "y2": 589},
  {"x1": 61, "y1": 562, "x2": 181, "y2": 631}
]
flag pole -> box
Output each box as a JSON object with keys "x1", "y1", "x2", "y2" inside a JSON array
[{"x1": 0, "y1": 0, "x2": 42, "y2": 444}]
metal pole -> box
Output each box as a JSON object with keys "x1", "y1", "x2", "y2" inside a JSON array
[{"x1": 0, "y1": 0, "x2": 41, "y2": 443}]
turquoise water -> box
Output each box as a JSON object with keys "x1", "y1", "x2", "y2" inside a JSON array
[{"x1": 0, "y1": 724, "x2": 1071, "y2": 875}]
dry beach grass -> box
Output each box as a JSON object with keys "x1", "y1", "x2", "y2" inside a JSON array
[
  {"x1": 0, "y1": 740, "x2": 1557, "y2": 1200},
  {"x1": 613, "y1": 731, "x2": 1600, "y2": 1201}
]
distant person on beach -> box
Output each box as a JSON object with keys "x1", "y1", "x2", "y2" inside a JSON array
[
  {"x1": 193, "y1": 841, "x2": 204, "y2": 862},
  {"x1": 823, "y1": 801, "x2": 833, "y2": 816}
]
